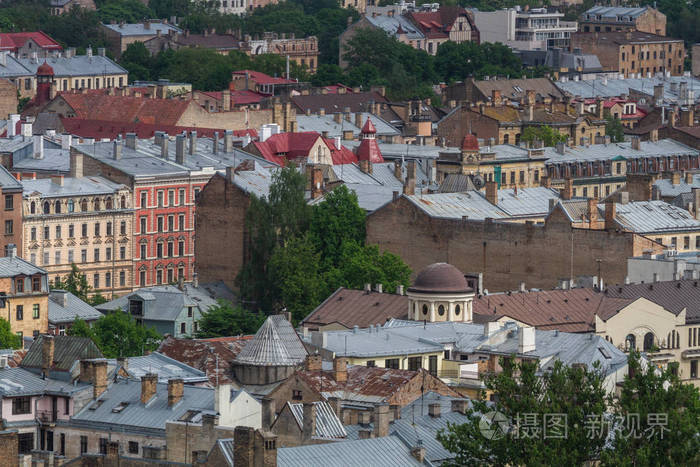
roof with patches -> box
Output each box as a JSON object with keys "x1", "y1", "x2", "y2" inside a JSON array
[
  {"x1": 0, "y1": 32, "x2": 62, "y2": 52},
  {"x1": 234, "y1": 315, "x2": 307, "y2": 366},
  {"x1": 286, "y1": 400, "x2": 347, "y2": 440},
  {"x1": 408, "y1": 6, "x2": 476, "y2": 40},
  {"x1": 60, "y1": 117, "x2": 251, "y2": 140},
  {"x1": 604, "y1": 279, "x2": 700, "y2": 323},
  {"x1": 291, "y1": 91, "x2": 389, "y2": 114},
  {"x1": 21, "y1": 335, "x2": 103, "y2": 373},
  {"x1": 55, "y1": 93, "x2": 194, "y2": 125}
]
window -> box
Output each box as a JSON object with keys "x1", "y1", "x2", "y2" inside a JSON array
[
  {"x1": 4, "y1": 194, "x2": 13, "y2": 211},
  {"x1": 5, "y1": 220, "x2": 12, "y2": 234},
  {"x1": 105, "y1": 198, "x2": 112, "y2": 210},
  {"x1": 81, "y1": 223, "x2": 87, "y2": 237},
  {"x1": 385, "y1": 358, "x2": 399, "y2": 369},
  {"x1": 180, "y1": 322, "x2": 186, "y2": 334},
  {"x1": 167, "y1": 268, "x2": 174, "y2": 284},
  {"x1": 54, "y1": 201, "x2": 61, "y2": 214},
  {"x1": 510, "y1": 172, "x2": 515, "y2": 184},
  {"x1": 157, "y1": 191, "x2": 164, "y2": 207},
  {"x1": 438, "y1": 305, "x2": 445, "y2": 316},
  {"x1": 168, "y1": 215, "x2": 174, "y2": 232},
  {"x1": 12, "y1": 396, "x2": 30, "y2": 414},
  {"x1": 99, "y1": 438, "x2": 108, "y2": 454},
  {"x1": 30, "y1": 253, "x2": 36, "y2": 264},
  {"x1": 43, "y1": 251, "x2": 49, "y2": 265},
  {"x1": 167, "y1": 241, "x2": 174, "y2": 258},
  {"x1": 692, "y1": 360, "x2": 698, "y2": 379},
  {"x1": 44, "y1": 226, "x2": 50, "y2": 240},
  {"x1": 55, "y1": 225, "x2": 61, "y2": 239},
  {"x1": 178, "y1": 240, "x2": 184, "y2": 256},
  {"x1": 69, "y1": 224, "x2": 74, "y2": 238},
  {"x1": 106, "y1": 222, "x2": 112, "y2": 236},
  {"x1": 120, "y1": 196, "x2": 126, "y2": 209},
  {"x1": 81, "y1": 199, "x2": 88, "y2": 212},
  {"x1": 16, "y1": 278, "x2": 24, "y2": 293},
  {"x1": 408, "y1": 356, "x2": 422, "y2": 371},
  {"x1": 129, "y1": 441, "x2": 139, "y2": 455},
  {"x1": 685, "y1": 236, "x2": 690, "y2": 249},
  {"x1": 68, "y1": 250, "x2": 74, "y2": 263},
  {"x1": 179, "y1": 214, "x2": 185, "y2": 230},
  {"x1": 428, "y1": 355, "x2": 437, "y2": 377},
  {"x1": 94, "y1": 199, "x2": 101, "y2": 211},
  {"x1": 120, "y1": 271, "x2": 125, "y2": 287},
  {"x1": 81, "y1": 249, "x2": 87, "y2": 262},
  {"x1": 534, "y1": 170, "x2": 539, "y2": 182},
  {"x1": 106, "y1": 247, "x2": 111, "y2": 261},
  {"x1": 94, "y1": 248, "x2": 100, "y2": 262},
  {"x1": 19, "y1": 433, "x2": 34, "y2": 454},
  {"x1": 156, "y1": 269, "x2": 162, "y2": 284},
  {"x1": 43, "y1": 201, "x2": 50, "y2": 214},
  {"x1": 140, "y1": 217, "x2": 146, "y2": 234},
  {"x1": 366, "y1": 360, "x2": 376, "y2": 367},
  {"x1": 120, "y1": 246, "x2": 126, "y2": 260},
  {"x1": 140, "y1": 243, "x2": 147, "y2": 259},
  {"x1": 140, "y1": 191, "x2": 147, "y2": 208},
  {"x1": 519, "y1": 171, "x2": 525, "y2": 184},
  {"x1": 139, "y1": 270, "x2": 146, "y2": 286},
  {"x1": 157, "y1": 216, "x2": 163, "y2": 232},
  {"x1": 67, "y1": 199, "x2": 74, "y2": 212},
  {"x1": 168, "y1": 190, "x2": 174, "y2": 206},
  {"x1": 179, "y1": 189, "x2": 185, "y2": 205},
  {"x1": 292, "y1": 390, "x2": 303, "y2": 401},
  {"x1": 193, "y1": 187, "x2": 200, "y2": 199},
  {"x1": 32, "y1": 304, "x2": 39, "y2": 319},
  {"x1": 31, "y1": 228, "x2": 36, "y2": 241},
  {"x1": 105, "y1": 272, "x2": 111, "y2": 287},
  {"x1": 178, "y1": 267, "x2": 184, "y2": 279},
  {"x1": 671, "y1": 237, "x2": 677, "y2": 248},
  {"x1": 93, "y1": 273, "x2": 99, "y2": 288},
  {"x1": 55, "y1": 251, "x2": 60, "y2": 264},
  {"x1": 59, "y1": 325, "x2": 65, "y2": 336},
  {"x1": 187, "y1": 306, "x2": 193, "y2": 318},
  {"x1": 120, "y1": 221, "x2": 126, "y2": 235},
  {"x1": 94, "y1": 223, "x2": 100, "y2": 236},
  {"x1": 157, "y1": 242, "x2": 163, "y2": 258}
]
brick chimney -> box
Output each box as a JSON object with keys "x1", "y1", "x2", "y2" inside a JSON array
[
  {"x1": 302, "y1": 402, "x2": 316, "y2": 442},
  {"x1": 359, "y1": 159, "x2": 372, "y2": 174},
  {"x1": 604, "y1": 199, "x2": 617, "y2": 231},
  {"x1": 141, "y1": 373, "x2": 158, "y2": 404},
  {"x1": 485, "y1": 181, "x2": 497, "y2": 205},
  {"x1": 393, "y1": 160, "x2": 402, "y2": 180},
  {"x1": 41, "y1": 335, "x2": 54, "y2": 377},
  {"x1": 92, "y1": 360, "x2": 108, "y2": 399},
  {"x1": 222, "y1": 89, "x2": 231, "y2": 112},
  {"x1": 411, "y1": 442, "x2": 426, "y2": 463},
  {"x1": 561, "y1": 177, "x2": 573, "y2": 200},
  {"x1": 167, "y1": 378, "x2": 184, "y2": 407},
  {"x1": 311, "y1": 166, "x2": 323, "y2": 199},
  {"x1": 403, "y1": 160, "x2": 416, "y2": 195},
  {"x1": 373, "y1": 404, "x2": 389, "y2": 438},
  {"x1": 491, "y1": 89, "x2": 502, "y2": 106},
  {"x1": 451, "y1": 399, "x2": 468, "y2": 414},
  {"x1": 587, "y1": 198, "x2": 598, "y2": 224},
  {"x1": 305, "y1": 354, "x2": 322, "y2": 371},
  {"x1": 681, "y1": 107, "x2": 695, "y2": 127},
  {"x1": 234, "y1": 427, "x2": 255, "y2": 466},
  {"x1": 332, "y1": 357, "x2": 347, "y2": 382}
]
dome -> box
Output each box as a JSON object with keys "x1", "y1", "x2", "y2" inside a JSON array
[
  {"x1": 461, "y1": 134, "x2": 479, "y2": 151},
  {"x1": 37, "y1": 62, "x2": 54, "y2": 76},
  {"x1": 408, "y1": 263, "x2": 472, "y2": 294}
]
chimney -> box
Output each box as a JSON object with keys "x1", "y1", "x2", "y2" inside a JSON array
[
  {"x1": 140, "y1": 373, "x2": 158, "y2": 404},
  {"x1": 694, "y1": 188, "x2": 700, "y2": 219},
  {"x1": 654, "y1": 84, "x2": 664, "y2": 104},
  {"x1": 117, "y1": 356, "x2": 128, "y2": 372},
  {"x1": 224, "y1": 129, "x2": 233, "y2": 152},
  {"x1": 305, "y1": 353, "x2": 322, "y2": 371},
  {"x1": 587, "y1": 198, "x2": 598, "y2": 223},
  {"x1": 60, "y1": 133, "x2": 72, "y2": 150},
  {"x1": 328, "y1": 397, "x2": 341, "y2": 418},
  {"x1": 92, "y1": 360, "x2": 108, "y2": 399},
  {"x1": 188, "y1": 131, "x2": 197, "y2": 155},
  {"x1": 167, "y1": 378, "x2": 184, "y2": 407},
  {"x1": 311, "y1": 166, "x2": 323, "y2": 200},
  {"x1": 411, "y1": 442, "x2": 426, "y2": 463},
  {"x1": 518, "y1": 326, "x2": 536, "y2": 353},
  {"x1": 234, "y1": 427, "x2": 255, "y2": 466},
  {"x1": 112, "y1": 140, "x2": 122, "y2": 160},
  {"x1": 70, "y1": 151, "x2": 83, "y2": 178},
  {"x1": 41, "y1": 335, "x2": 55, "y2": 377},
  {"x1": 160, "y1": 133, "x2": 169, "y2": 159},
  {"x1": 428, "y1": 402, "x2": 441, "y2": 418},
  {"x1": 393, "y1": 160, "x2": 402, "y2": 180},
  {"x1": 193, "y1": 273, "x2": 199, "y2": 288},
  {"x1": 561, "y1": 177, "x2": 573, "y2": 200},
  {"x1": 375, "y1": 283, "x2": 382, "y2": 293},
  {"x1": 451, "y1": 399, "x2": 468, "y2": 414},
  {"x1": 396, "y1": 284, "x2": 404, "y2": 295},
  {"x1": 333, "y1": 112, "x2": 342, "y2": 124},
  {"x1": 51, "y1": 175, "x2": 64, "y2": 186},
  {"x1": 176, "y1": 134, "x2": 186, "y2": 164},
  {"x1": 333, "y1": 357, "x2": 347, "y2": 382},
  {"x1": 262, "y1": 397, "x2": 276, "y2": 431},
  {"x1": 373, "y1": 404, "x2": 389, "y2": 438},
  {"x1": 604, "y1": 199, "x2": 617, "y2": 231},
  {"x1": 631, "y1": 136, "x2": 641, "y2": 150},
  {"x1": 302, "y1": 402, "x2": 316, "y2": 442},
  {"x1": 403, "y1": 160, "x2": 416, "y2": 195},
  {"x1": 485, "y1": 181, "x2": 497, "y2": 205},
  {"x1": 671, "y1": 171, "x2": 681, "y2": 185},
  {"x1": 686, "y1": 172, "x2": 694, "y2": 184},
  {"x1": 7, "y1": 114, "x2": 18, "y2": 137},
  {"x1": 596, "y1": 98, "x2": 605, "y2": 119},
  {"x1": 222, "y1": 89, "x2": 231, "y2": 112},
  {"x1": 491, "y1": 89, "x2": 502, "y2": 106},
  {"x1": 125, "y1": 133, "x2": 137, "y2": 150},
  {"x1": 213, "y1": 132, "x2": 219, "y2": 154},
  {"x1": 681, "y1": 107, "x2": 695, "y2": 127},
  {"x1": 319, "y1": 107, "x2": 325, "y2": 116},
  {"x1": 33, "y1": 135, "x2": 44, "y2": 159}
]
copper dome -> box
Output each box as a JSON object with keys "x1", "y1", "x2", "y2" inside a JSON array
[{"x1": 408, "y1": 263, "x2": 472, "y2": 294}]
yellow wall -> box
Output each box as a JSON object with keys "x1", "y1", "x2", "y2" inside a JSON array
[{"x1": 0, "y1": 276, "x2": 49, "y2": 338}]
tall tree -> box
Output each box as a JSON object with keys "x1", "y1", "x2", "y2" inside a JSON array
[
  {"x1": 521, "y1": 125, "x2": 568, "y2": 147},
  {"x1": 53, "y1": 263, "x2": 91, "y2": 303},
  {"x1": 195, "y1": 300, "x2": 265, "y2": 338},
  {"x1": 78, "y1": 312, "x2": 160, "y2": 358}
]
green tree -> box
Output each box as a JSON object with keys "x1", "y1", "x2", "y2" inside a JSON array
[
  {"x1": 0, "y1": 317, "x2": 21, "y2": 349},
  {"x1": 521, "y1": 125, "x2": 568, "y2": 147},
  {"x1": 438, "y1": 358, "x2": 609, "y2": 466},
  {"x1": 605, "y1": 116, "x2": 625, "y2": 143},
  {"x1": 600, "y1": 351, "x2": 700, "y2": 466},
  {"x1": 196, "y1": 300, "x2": 265, "y2": 338},
  {"x1": 53, "y1": 263, "x2": 91, "y2": 302},
  {"x1": 268, "y1": 234, "x2": 323, "y2": 322},
  {"x1": 89, "y1": 311, "x2": 160, "y2": 358},
  {"x1": 120, "y1": 42, "x2": 153, "y2": 82},
  {"x1": 67, "y1": 317, "x2": 95, "y2": 340}
]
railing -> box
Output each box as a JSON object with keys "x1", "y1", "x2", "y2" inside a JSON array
[
  {"x1": 438, "y1": 369, "x2": 480, "y2": 380},
  {"x1": 36, "y1": 410, "x2": 56, "y2": 424}
]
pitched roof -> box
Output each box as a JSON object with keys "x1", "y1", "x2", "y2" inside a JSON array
[
  {"x1": 19, "y1": 55, "x2": 126, "y2": 78},
  {"x1": 473, "y1": 77, "x2": 565, "y2": 102},
  {"x1": 365, "y1": 14, "x2": 424, "y2": 40},
  {"x1": 605, "y1": 200, "x2": 700, "y2": 234},
  {"x1": 0, "y1": 32, "x2": 62, "y2": 51},
  {"x1": 584, "y1": 6, "x2": 651, "y2": 20},
  {"x1": 291, "y1": 91, "x2": 389, "y2": 114},
  {"x1": 56, "y1": 93, "x2": 193, "y2": 125},
  {"x1": 287, "y1": 400, "x2": 347, "y2": 440},
  {"x1": 157, "y1": 335, "x2": 251, "y2": 385},
  {"x1": 438, "y1": 173, "x2": 477, "y2": 193},
  {"x1": 301, "y1": 287, "x2": 409, "y2": 330},
  {"x1": 102, "y1": 22, "x2": 182, "y2": 37},
  {"x1": 48, "y1": 290, "x2": 103, "y2": 325},
  {"x1": 409, "y1": 7, "x2": 473, "y2": 39},
  {"x1": 234, "y1": 315, "x2": 307, "y2": 366},
  {"x1": 109, "y1": 352, "x2": 208, "y2": 384},
  {"x1": 60, "y1": 117, "x2": 236, "y2": 140},
  {"x1": 0, "y1": 255, "x2": 47, "y2": 277},
  {"x1": 251, "y1": 132, "x2": 322, "y2": 165},
  {"x1": 0, "y1": 367, "x2": 90, "y2": 397},
  {"x1": 21, "y1": 335, "x2": 103, "y2": 373},
  {"x1": 356, "y1": 135, "x2": 383, "y2": 163},
  {"x1": 21, "y1": 175, "x2": 125, "y2": 198},
  {"x1": 232, "y1": 70, "x2": 296, "y2": 86},
  {"x1": 604, "y1": 279, "x2": 700, "y2": 323}
]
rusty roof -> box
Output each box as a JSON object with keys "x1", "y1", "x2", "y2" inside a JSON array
[
  {"x1": 301, "y1": 288, "x2": 409, "y2": 330},
  {"x1": 474, "y1": 77, "x2": 565, "y2": 102},
  {"x1": 156, "y1": 335, "x2": 251, "y2": 385}
]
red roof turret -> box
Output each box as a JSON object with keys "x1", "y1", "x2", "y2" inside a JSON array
[
  {"x1": 361, "y1": 117, "x2": 377, "y2": 135},
  {"x1": 461, "y1": 134, "x2": 479, "y2": 151},
  {"x1": 37, "y1": 61, "x2": 54, "y2": 76}
]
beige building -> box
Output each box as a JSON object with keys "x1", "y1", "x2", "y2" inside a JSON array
[
  {"x1": 21, "y1": 173, "x2": 133, "y2": 298},
  {"x1": 0, "y1": 252, "x2": 49, "y2": 340},
  {"x1": 100, "y1": 21, "x2": 183, "y2": 57}
]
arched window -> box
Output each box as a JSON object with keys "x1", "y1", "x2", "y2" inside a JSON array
[
  {"x1": 422, "y1": 304, "x2": 428, "y2": 316},
  {"x1": 81, "y1": 199, "x2": 88, "y2": 211},
  {"x1": 643, "y1": 332, "x2": 655, "y2": 351},
  {"x1": 120, "y1": 196, "x2": 126, "y2": 209},
  {"x1": 105, "y1": 197, "x2": 113, "y2": 210},
  {"x1": 54, "y1": 201, "x2": 61, "y2": 214},
  {"x1": 438, "y1": 305, "x2": 445, "y2": 316},
  {"x1": 455, "y1": 304, "x2": 461, "y2": 316},
  {"x1": 30, "y1": 201, "x2": 36, "y2": 214},
  {"x1": 43, "y1": 201, "x2": 50, "y2": 214},
  {"x1": 626, "y1": 334, "x2": 636, "y2": 351},
  {"x1": 67, "y1": 199, "x2": 74, "y2": 213},
  {"x1": 93, "y1": 199, "x2": 101, "y2": 211}
]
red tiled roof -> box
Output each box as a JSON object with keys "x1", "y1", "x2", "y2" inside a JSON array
[
  {"x1": 199, "y1": 89, "x2": 266, "y2": 106},
  {"x1": 60, "y1": 117, "x2": 256, "y2": 140},
  {"x1": 324, "y1": 137, "x2": 358, "y2": 165},
  {"x1": 252, "y1": 131, "x2": 322, "y2": 165},
  {"x1": 233, "y1": 69, "x2": 296, "y2": 86},
  {"x1": 0, "y1": 31, "x2": 62, "y2": 51},
  {"x1": 301, "y1": 288, "x2": 408, "y2": 330},
  {"x1": 409, "y1": 7, "x2": 474, "y2": 40},
  {"x1": 157, "y1": 335, "x2": 252, "y2": 386},
  {"x1": 37, "y1": 62, "x2": 54, "y2": 76},
  {"x1": 356, "y1": 137, "x2": 383, "y2": 163},
  {"x1": 58, "y1": 93, "x2": 193, "y2": 126}
]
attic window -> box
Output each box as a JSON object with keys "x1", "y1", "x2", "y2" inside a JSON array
[
  {"x1": 598, "y1": 347, "x2": 611, "y2": 359},
  {"x1": 112, "y1": 402, "x2": 129, "y2": 413},
  {"x1": 89, "y1": 399, "x2": 107, "y2": 411},
  {"x1": 179, "y1": 410, "x2": 201, "y2": 422}
]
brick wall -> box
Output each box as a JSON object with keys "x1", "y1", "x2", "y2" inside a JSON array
[
  {"x1": 0, "y1": 79, "x2": 18, "y2": 120},
  {"x1": 366, "y1": 196, "x2": 662, "y2": 291},
  {"x1": 436, "y1": 106, "x2": 500, "y2": 147},
  {"x1": 0, "y1": 430, "x2": 18, "y2": 467}
]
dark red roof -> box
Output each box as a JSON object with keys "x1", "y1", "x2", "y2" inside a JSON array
[
  {"x1": 361, "y1": 117, "x2": 376, "y2": 134},
  {"x1": 252, "y1": 132, "x2": 356, "y2": 166},
  {"x1": 233, "y1": 70, "x2": 296, "y2": 86},
  {"x1": 324, "y1": 137, "x2": 358, "y2": 165},
  {"x1": 408, "y1": 263, "x2": 471, "y2": 294},
  {"x1": 356, "y1": 137, "x2": 383, "y2": 163},
  {"x1": 461, "y1": 134, "x2": 479, "y2": 151},
  {"x1": 409, "y1": 7, "x2": 474, "y2": 40},
  {"x1": 37, "y1": 62, "x2": 54, "y2": 76},
  {"x1": 0, "y1": 31, "x2": 62, "y2": 51},
  {"x1": 60, "y1": 117, "x2": 256, "y2": 140},
  {"x1": 199, "y1": 89, "x2": 266, "y2": 106},
  {"x1": 291, "y1": 91, "x2": 389, "y2": 114}
]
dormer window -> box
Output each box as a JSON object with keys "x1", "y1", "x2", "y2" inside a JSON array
[{"x1": 129, "y1": 299, "x2": 143, "y2": 316}]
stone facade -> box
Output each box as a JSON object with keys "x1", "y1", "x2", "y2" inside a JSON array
[
  {"x1": 366, "y1": 196, "x2": 663, "y2": 292},
  {"x1": 0, "y1": 78, "x2": 18, "y2": 119}
]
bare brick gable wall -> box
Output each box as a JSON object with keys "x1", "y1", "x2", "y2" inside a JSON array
[{"x1": 366, "y1": 197, "x2": 662, "y2": 291}]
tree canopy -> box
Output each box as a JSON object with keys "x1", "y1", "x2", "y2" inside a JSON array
[
  {"x1": 521, "y1": 125, "x2": 568, "y2": 147},
  {"x1": 195, "y1": 300, "x2": 266, "y2": 338},
  {"x1": 52, "y1": 263, "x2": 108, "y2": 306},
  {"x1": 0, "y1": 317, "x2": 21, "y2": 349},
  {"x1": 68, "y1": 313, "x2": 160, "y2": 358}
]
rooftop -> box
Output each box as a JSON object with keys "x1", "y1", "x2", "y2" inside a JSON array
[
  {"x1": 291, "y1": 91, "x2": 389, "y2": 114},
  {"x1": 102, "y1": 21, "x2": 182, "y2": 37},
  {"x1": 296, "y1": 112, "x2": 400, "y2": 138},
  {"x1": 234, "y1": 315, "x2": 308, "y2": 366},
  {"x1": 0, "y1": 367, "x2": 90, "y2": 397},
  {"x1": 606, "y1": 200, "x2": 700, "y2": 234},
  {"x1": 110, "y1": 352, "x2": 208, "y2": 384},
  {"x1": 21, "y1": 335, "x2": 103, "y2": 374},
  {"x1": 21, "y1": 175, "x2": 126, "y2": 199},
  {"x1": 48, "y1": 290, "x2": 102, "y2": 325},
  {"x1": 0, "y1": 31, "x2": 62, "y2": 51},
  {"x1": 542, "y1": 139, "x2": 698, "y2": 164},
  {"x1": 555, "y1": 75, "x2": 700, "y2": 101},
  {"x1": 365, "y1": 13, "x2": 424, "y2": 40},
  {"x1": 287, "y1": 400, "x2": 347, "y2": 440},
  {"x1": 18, "y1": 54, "x2": 126, "y2": 78},
  {"x1": 584, "y1": 6, "x2": 654, "y2": 20},
  {"x1": 605, "y1": 279, "x2": 700, "y2": 323},
  {"x1": 0, "y1": 255, "x2": 47, "y2": 278}
]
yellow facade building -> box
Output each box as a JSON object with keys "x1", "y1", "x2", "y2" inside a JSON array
[{"x1": 0, "y1": 250, "x2": 49, "y2": 339}]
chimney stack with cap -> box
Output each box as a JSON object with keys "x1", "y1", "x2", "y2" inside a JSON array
[
  {"x1": 125, "y1": 133, "x2": 137, "y2": 150},
  {"x1": 333, "y1": 357, "x2": 347, "y2": 382},
  {"x1": 188, "y1": 131, "x2": 197, "y2": 155},
  {"x1": 373, "y1": 404, "x2": 389, "y2": 437},
  {"x1": 223, "y1": 130, "x2": 233, "y2": 153},
  {"x1": 41, "y1": 335, "x2": 54, "y2": 378},
  {"x1": 168, "y1": 379, "x2": 184, "y2": 407},
  {"x1": 176, "y1": 134, "x2": 186, "y2": 164},
  {"x1": 141, "y1": 373, "x2": 158, "y2": 404},
  {"x1": 302, "y1": 402, "x2": 316, "y2": 442}
]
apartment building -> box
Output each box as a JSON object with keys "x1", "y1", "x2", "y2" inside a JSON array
[
  {"x1": 570, "y1": 31, "x2": 685, "y2": 77},
  {"x1": 20, "y1": 174, "x2": 133, "y2": 298},
  {"x1": 0, "y1": 251, "x2": 49, "y2": 339},
  {"x1": 579, "y1": 6, "x2": 666, "y2": 36},
  {"x1": 0, "y1": 163, "x2": 23, "y2": 257},
  {"x1": 100, "y1": 21, "x2": 183, "y2": 57}
]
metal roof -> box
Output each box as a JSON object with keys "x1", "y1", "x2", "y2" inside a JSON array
[
  {"x1": 19, "y1": 55, "x2": 127, "y2": 78},
  {"x1": 288, "y1": 401, "x2": 347, "y2": 440},
  {"x1": 606, "y1": 200, "x2": 700, "y2": 233},
  {"x1": 276, "y1": 435, "x2": 425, "y2": 467},
  {"x1": 21, "y1": 335, "x2": 103, "y2": 373},
  {"x1": 543, "y1": 139, "x2": 698, "y2": 164},
  {"x1": 365, "y1": 14, "x2": 424, "y2": 40},
  {"x1": 316, "y1": 326, "x2": 444, "y2": 358},
  {"x1": 405, "y1": 192, "x2": 510, "y2": 220},
  {"x1": 0, "y1": 367, "x2": 91, "y2": 396},
  {"x1": 13, "y1": 148, "x2": 70, "y2": 173},
  {"x1": 0, "y1": 161, "x2": 22, "y2": 190},
  {"x1": 584, "y1": 6, "x2": 649, "y2": 20},
  {"x1": 492, "y1": 187, "x2": 560, "y2": 217},
  {"x1": 21, "y1": 175, "x2": 125, "y2": 198},
  {"x1": 0, "y1": 255, "x2": 47, "y2": 277},
  {"x1": 71, "y1": 377, "x2": 214, "y2": 432},
  {"x1": 234, "y1": 315, "x2": 308, "y2": 366},
  {"x1": 102, "y1": 22, "x2": 182, "y2": 37},
  {"x1": 296, "y1": 113, "x2": 400, "y2": 138},
  {"x1": 555, "y1": 75, "x2": 700, "y2": 102},
  {"x1": 654, "y1": 175, "x2": 700, "y2": 198},
  {"x1": 0, "y1": 54, "x2": 32, "y2": 78},
  {"x1": 48, "y1": 290, "x2": 102, "y2": 324},
  {"x1": 108, "y1": 352, "x2": 208, "y2": 383}
]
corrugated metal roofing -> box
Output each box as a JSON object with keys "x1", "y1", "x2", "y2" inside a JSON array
[
  {"x1": 235, "y1": 315, "x2": 307, "y2": 366},
  {"x1": 288, "y1": 401, "x2": 347, "y2": 439},
  {"x1": 0, "y1": 163, "x2": 22, "y2": 190},
  {"x1": 102, "y1": 22, "x2": 182, "y2": 36},
  {"x1": 48, "y1": 290, "x2": 102, "y2": 324},
  {"x1": 405, "y1": 192, "x2": 509, "y2": 220},
  {"x1": 584, "y1": 6, "x2": 649, "y2": 20},
  {"x1": 493, "y1": 187, "x2": 560, "y2": 217},
  {"x1": 21, "y1": 176, "x2": 125, "y2": 198},
  {"x1": 12, "y1": 149, "x2": 70, "y2": 173},
  {"x1": 21, "y1": 335, "x2": 103, "y2": 372},
  {"x1": 109, "y1": 352, "x2": 208, "y2": 383},
  {"x1": 276, "y1": 435, "x2": 424, "y2": 466},
  {"x1": 605, "y1": 279, "x2": 700, "y2": 323},
  {"x1": 606, "y1": 200, "x2": 700, "y2": 233},
  {"x1": 543, "y1": 139, "x2": 698, "y2": 164},
  {"x1": 19, "y1": 55, "x2": 127, "y2": 77},
  {"x1": 366, "y1": 14, "x2": 424, "y2": 40},
  {"x1": 319, "y1": 326, "x2": 444, "y2": 358},
  {"x1": 556, "y1": 75, "x2": 700, "y2": 101},
  {"x1": 0, "y1": 255, "x2": 47, "y2": 277},
  {"x1": 296, "y1": 113, "x2": 400, "y2": 138},
  {"x1": 0, "y1": 367, "x2": 91, "y2": 396},
  {"x1": 654, "y1": 176, "x2": 700, "y2": 198}
]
